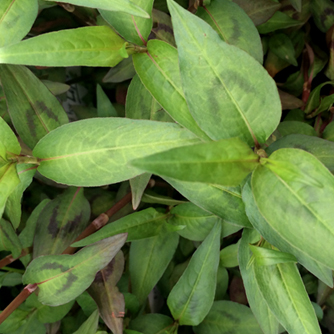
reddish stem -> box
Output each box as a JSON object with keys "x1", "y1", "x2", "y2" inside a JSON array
[{"x1": 0, "y1": 248, "x2": 31, "y2": 270}]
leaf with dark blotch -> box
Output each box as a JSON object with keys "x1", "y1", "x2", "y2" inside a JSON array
[
  {"x1": 33, "y1": 187, "x2": 91, "y2": 257},
  {"x1": 0, "y1": 27, "x2": 129, "y2": 67},
  {"x1": 232, "y1": 0, "x2": 281, "y2": 26},
  {"x1": 0, "y1": 65, "x2": 69, "y2": 149},
  {"x1": 0, "y1": 218, "x2": 22, "y2": 258},
  {"x1": 152, "y1": 9, "x2": 176, "y2": 46},
  {"x1": 88, "y1": 252, "x2": 125, "y2": 334},
  {"x1": 0, "y1": 0, "x2": 38, "y2": 48},
  {"x1": 311, "y1": 0, "x2": 334, "y2": 33},
  {"x1": 23, "y1": 233, "x2": 128, "y2": 306},
  {"x1": 196, "y1": 0, "x2": 263, "y2": 63}
]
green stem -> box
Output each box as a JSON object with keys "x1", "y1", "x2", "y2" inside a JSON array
[{"x1": 8, "y1": 155, "x2": 40, "y2": 165}]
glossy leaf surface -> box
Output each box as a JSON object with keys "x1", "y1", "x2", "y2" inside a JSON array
[
  {"x1": 167, "y1": 0, "x2": 281, "y2": 146},
  {"x1": 33, "y1": 118, "x2": 200, "y2": 187},
  {"x1": 167, "y1": 223, "x2": 221, "y2": 325}
]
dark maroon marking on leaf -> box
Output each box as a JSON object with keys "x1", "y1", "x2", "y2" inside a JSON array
[
  {"x1": 154, "y1": 23, "x2": 173, "y2": 35},
  {"x1": 48, "y1": 206, "x2": 60, "y2": 238},
  {"x1": 40, "y1": 262, "x2": 67, "y2": 271},
  {"x1": 321, "y1": 8, "x2": 334, "y2": 26},
  {"x1": 230, "y1": 18, "x2": 242, "y2": 44},
  {"x1": 34, "y1": 101, "x2": 59, "y2": 123},
  {"x1": 55, "y1": 272, "x2": 78, "y2": 293},
  {"x1": 94, "y1": 258, "x2": 115, "y2": 283},
  {"x1": 66, "y1": 214, "x2": 83, "y2": 234},
  {"x1": 25, "y1": 111, "x2": 38, "y2": 139}
]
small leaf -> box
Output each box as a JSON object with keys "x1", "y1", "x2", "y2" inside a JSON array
[
  {"x1": 46, "y1": 0, "x2": 150, "y2": 17},
  {"x1": 257, "y1": 11, "x2": 301, "y2": 34},
  {"x1": 97, "y1": 84, "x2": 118, "y2": 117},
  {"x1": 304, "y1": 81, "x2": 334, "y2": 115},
  {"x1": 73, "y1": 208, "x2": 169, "y2": 247},
  {"x1": 132, "y1": 138, "x2": 259, "y2": 186},
  {"x1": 0, "y1": 65, "x2": 69, "y2": 149},
  {"x1": 289, "y1": 0, "x2": 302, "y2": 12},
  {"x1": 167, "y1": 0, "x2": 281, "y2": 146},
  {"x1": 269, "y1": 33, "x2": 298, "y2": 66},
  {"x1": 23, "y1": 234, "x2": 127, "y2": 306},
  {"x1": 0, "y1": 218, "x2": 22, "y2": 258},
  {"x1": 72, "y1": 309, "x2": 100, "y2": 334},
  {"x1": 249, "y1": 245, "x2": 297, "y2": 266},
  {"x1": 129, "y1": 173, "x2": 152, "y2": 210},
  {"x1": 103, "y1": 56, "x2": 136, "y2": 83},
  {"x1": 277, "y1": 121, "x2": 317, "y2": 137},
  {"x1": 167, "y1": 223, "x2": 221, "y2": 326},
  {"x1": 310, "y1": 0, "x2": 334, "y2": 33},
  {"x1": 0, "y1": 26, "x2": 129, "y2": 67},
  {"x1": 0, "y1": 0, "x2": 38, "y2": 47},
  {"x1": 130, "y1": 231, "x2": 179, "y2": 305},
  {"x1": 33, "y1": 118, "x2": 200, "y2": 187},
  {"x1": 220, "y1": 242, "x2": 239, "y2": 268},
  {"x1": 0, "y1": 117, "x2": 21, "y2": 155},
  {"x1": 323, "y1": 122, "x2": 334, "y2": 141}
]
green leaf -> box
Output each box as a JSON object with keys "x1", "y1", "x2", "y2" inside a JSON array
[
  {"x1": 0, "y1": 65, "x2": 69, "y2": 149},
  {"x1": 242, "y1": 177, "x2": 333, "y2": 287},
  {"x1": 266, "y1": 134, "x2": 334, "y2": 173},
  {"x1": 164, "y1": 178, "x2": 252, "y2": 227},
  {"x1": 42, "y1": 80, "x2": 70, "y2": 96},
  {"x1": 167, "y1": 223, "x2": 221, "y2": 326},
  {"x1": 126, "y1": 74, "x2": 173, "y2": 123},
  {"x1": 0, "y1": 117, "x2": 21, "y2": 156},
  {"x1": 167, "y1": 0, "x2": 281, "y2": 146},
  {"x1": 269, "y1": 33, "x2": 298, "y2": 66},
  {"x1": 249, "y1": 245, "x2": 298, "y2": 266},
  {"x1": 310, "y1": 0, "x2": 334, "y2": 32},
  {"x1": 289, "y1": 0, "x2": 302, "y2": 12},
  {"x1": 257, "y1": 11, "x2": 301, "y2": 34},
  {"x1": 132, "y1": 138, "x2": 259, "y2": 186},
  {"x1": 100, "y1": 0, "x2": 154, "y2": 45},
  {"x1": 304, "y1": 81, "x2": 334, "y2": 115},
  {"x1": 168, "y1": 202, "x2": 241, "y2": 241},
  {"x1": 151, "y1": 9, "x2": 176, "y2": 46},
  {"x1": 103, "y1": 56, "x2": 136, "y2": 83},
  {"x1": 96, "y1": 84, "x2": 118, "y2": 117},
  {"x1": 277, "y1": 121, "x2": 317, "y2": 137},
  {"x1": 73, "y1": 208, "x2": 169, "y2": 247},
  {"x1": 33, "y1": 118, "x2": 200, "y2": 187},
  {"x1": 129, "y1": 173, "x2": 152, "y2": 210},
  {"x1": 5, "y1": 163, "x2": 36, "y2": 229},
  {"x1": 33, "y1": 187, "x2": 91, "y2": 257},
  {"x1": 0, "y1": 0, "x2": 38, "y2": 47},
  {"x1": 130, "y1": 231, "x2": 179, "y2": 304},
  {"x1": 220, "y1": 242, "x2": 239, "y2": 268},
  {"x1": 239, "y1": 229, "x2": 280, "y2": 334},
  {"x1": 47, "y1": 0, "x2": 150, "y2": 17},
  {"x1": 141, "y1": 190, "x2": 187, "y2": 206},
  {"x1": 129, "y1": 314, "x2": 173, "y2": 334},
  {"x1": 231, "y1": 0, "x2": 281, "y2": 26},
  {"x1": 252, "y1": 148, "x2": 334, "y2": 271},
  {"x1": 0, "y1": 218, "x2": 22, "y2": 258},
  {"x1": 72, "y1": 309, "x2": 99, "y2": 334},
  {"x1": 0, "y1": 26, "x2": 129, "y2": 67},
  {"x1": 23, "y1": 234, "x2": 127, "y2": 306},
  {"x1": 88, "y1": 252, "x2": 125, "y2": 334},
  {"x1": 133, "y1": 40, "x2": 210, "y2": 140},
  {"x1": 196, "y1": 0, "x2": 263, "y2": 63},
  {"x1": 323, "y1": 122, "x2": 334, "y2": 141},
  {"x1": 193, "y1": 300, "x2": 264, "y2": 334}
]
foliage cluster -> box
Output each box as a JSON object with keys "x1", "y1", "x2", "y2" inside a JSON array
[{"x1": 1, "y1": 0, "x2": 334, "y2": 333}]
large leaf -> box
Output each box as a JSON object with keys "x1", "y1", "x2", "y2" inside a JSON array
[
  {"x1": 23, "y1": 234, "x2": 127, "y2": 306},
  {"x1": 252, "y1": 148, "x2": 334, "y2": 271},
  {"x1": 33, "y1": 187, "x2": 91, "y2": 257},
  {"x1": 239, "y1": 229, "x2": 280, "y2": 334},
  {"x1": 0, "y1": 0, "x2": 38, "y2": 47},
  {"x1": 100, "y1": 0, "x2": 154, "y2": 45},
  {"x1": 193, "y1": 301, "x2": 264, "y2": 334},
  {"x1": 167, "y1": 0, "x2": 281, "y2": 146},
  {"x1": 133, "y1": 40, "x2": 210, "y2": 140},
  {"x1": 242, "y1": 177, "x2": 333, "y2": 287},
  {"x1": 130, "y1": 230, "x2": 179, "y2": 304},
  {"x1": 196, "y1": 0, "x2": 263, "y2": 63},
  {"x1": 0, "y1": 65, "x2": 69, "y2": 149},
  {"x1": 88, "y1": 252, "x2": 125, "y2": 334},
  {"x1": 32, "y1": 118, "x2": 200, "y2": 187},
  {"x1": 132, "y1": 138, "x2": 259, "y2": 186},
  {"x1": 45, "y1": 0, "x2": 150, "y2": 17},
  {"x1": 0, "y1": 26, "x2": 129, "y2": 67},
  {"x1": 164, "y1": 177, "x2": 252, "y2": 227},
  {"x1": 167, "y1": 223, "x2": 221, "y2": 326}
]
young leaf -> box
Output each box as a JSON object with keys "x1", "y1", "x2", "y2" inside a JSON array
[
  {"x1": 23, "y1": 234, "x2": 127, "y2": 306},
  {"x1": 249, "y1": 245, "x2": 297, "y2": 266},
  {"x1": 167, "y1": 0, "x2": 281, "y2": 146},
  {"x1": 242, "y1": 177, "x2": 333, "y2": 287},
  {"x1": 193, "y1": 301, "x2": 264, "y2": 334},
  {"x1": 0, "y1": 117, "x2": 21, "y2": 156},
  {"x1": 130, "y1": 231, "x2": 179, "y2": 305},
  {"x1": 129, "y1": 314, "x2": 174, "y2": 334},
  {"x1": 164, "y1": 178, "x2": 252, "y2": 227},
  {"x1": 252, "y1": 148, "x2": 334, "y2": 271},
  {"x1": 239, "y1": 229, "x2": 280, "y2": 334},
  {"x1": 167, "y1": 223, "x2": 221, "y2": 326},
  {"x1": 196, "y1": 0, "x2": 263, "y2": 63},
  {"x1": 46, "y1": 0, "x2": 150, "y2": 17},
  {"x1": 100, "y1": 0, "x2": 154, "y2": 45},
  {"x1": 269, "y1": 33, "x2": 298, "y2": 66},
  {"x1": 32, "y1": 118, "x2": 201, "y2": 187},
  {"x1": 133, "y1": 40, "x2": 210, "y2": 140},
  {"x1": 220, "y1": 242, "x2": 239, "y2": 268},
  {"x1": 129, "y1": 173, "x2": 152, "y2": 210},
  {"x1": 97, "y1": 84, "x2": 118, "y2": 117},
  {"x1": 0, "y1": 26, "x2": 129, "y2": 67},
  {"x1": 0, "y1": 218, "x2": 22, "y2": 258},
  {"x1": 33, "y1": 187, "x2": 91, "y2": 257},
  {"x1": 73, "y1": 208, "x2": 169, "y2": 247},
  {"x1": 132, "y1": 138, "x2": 259, "y2": 186},
  {"x1": 72, "y1": 309, "x2": 99, "y2": 334},
  {"x1": 88, "y1": 252, "x2": 125, "y2": 334},
  {"x1": 257, "y1": 11, "x2": 301, "y2": 34},
  {"x1": 0, "y1": 0, "x2": 38, "y2": 48},
  {"x1": 0, "y1": 65, "x2": 69, "y2": 149}
]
